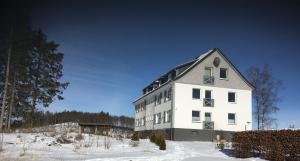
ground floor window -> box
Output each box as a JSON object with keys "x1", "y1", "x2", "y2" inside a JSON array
[
  {"x1": 154, "y1": 113, "x2": 161, "y2": 124},
  {"x1": 192, "y1": 111, "x2": 200, "y2": 122},
  {"x1": 164, "y1": 110, "x2": 171, "y2": 123},
  {"x1": 228, "y1": 113, "x2": 236, "y2": 124}
]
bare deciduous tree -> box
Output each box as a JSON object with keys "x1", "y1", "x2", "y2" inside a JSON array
[{"x1": 247, "y1": 65, "x2": 282, "y2": 130}]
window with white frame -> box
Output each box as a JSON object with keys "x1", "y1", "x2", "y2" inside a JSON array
[
  {"x1": 192, "y1": 111, "x2": 200, "y2": 122},
  {"x1": 154, "y1": 113, "x2": 161, "y2": 124},
  {"x1": 141, "y1": 117, "x2": 145, "y2": 126},
  {"x1": 228, "y1": 113, "x2": 236, "y2": 124},
  {"x1": 158, "y1": 93, "x2": 162, "y2": 104},
  {"x1": 164, "y1": 110, "x2": 171, "y2": 123},
  {"x1": 135, "y1": 104, "x2": 139, "y2": 113},
  {"x1": 220, "y1": 68, "x2": 228, "y2": 79},
  {"x1": 164, "y1": 90, "x2": 168, "y2": 102},
  {"x1": 167, "y1": 88, "x2": 172, "y2": 101},
  {"x1": 140, "y1": 102, "x2": 144, "y2": 111},
  {"x1": 228, "y1": 92, "x2": 236, "y2": 103},
  {"x1": 143, "y1": 99, "x2": 147, "y2": 110},
  {"x1": 154, "y1": 95, "x2": 158, "y2": 106},
  {"x1": 192, "y1": 88, "x2": 200, "y2": 99}
]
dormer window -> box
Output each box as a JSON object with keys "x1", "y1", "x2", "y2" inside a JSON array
[{"x1": 220, "y1": 68, "x2": 228, "y2": 79}]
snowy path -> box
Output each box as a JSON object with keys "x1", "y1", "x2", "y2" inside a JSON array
[{"x1": 0, "y1": 133, "x2": 264, "y2": 161}]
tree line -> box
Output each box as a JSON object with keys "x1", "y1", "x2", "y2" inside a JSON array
[
  {"x1": 18, "y1": 110, "x2": 134, "y2": 129},
  {"x1": 0, "y1": 3, "x2": 68, "y2": 131}
]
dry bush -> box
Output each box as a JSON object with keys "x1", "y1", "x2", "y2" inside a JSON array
[
  {"x1": 83, "y1": 134, "x2": 94, "y2": 148},
  {"x1": 19, "y1": 137, "x2": 29, "y2": 157},
  {"x1": 75, "y1": 134, "x2": 84, "y2": 141},
  {"x1": 56, "y1": 135, "x2": 72, "y2": 144},
  {"x1": 129, "y1": 140, "x2": 139, "y2": 147},
  {"x1": 104, "y1": 136, "x2": 112, "y2": 150},
  {"x1": 0, "y1": 132, "x2": 3, "y2": 152},
  {"x1": 232, "y1": 130, "x2": 300, "y2": 161}
]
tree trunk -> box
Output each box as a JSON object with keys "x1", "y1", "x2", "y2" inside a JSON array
[
  {"x1": 255, "y1": 96, "x2": 260, "y2": 130},
  {"x1": 0, "y1": 29, "x2": 13, "y2": 131},
  {"x1": 7, "y1": 73, "x2": 16, "y2": 130}
]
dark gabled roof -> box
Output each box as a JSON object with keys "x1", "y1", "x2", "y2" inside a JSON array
[{"x1": 133, "y1": 48, "x2": 254, "y2": 103}]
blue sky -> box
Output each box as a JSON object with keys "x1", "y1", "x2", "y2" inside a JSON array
[{"x1": 32, "y1": 0, "x2": 300, "y2": 128}]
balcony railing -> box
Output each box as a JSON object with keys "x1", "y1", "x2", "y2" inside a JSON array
[
  {"x1": 203, "y1": 75, "x2": 214, "y2": 84},
  {"x1": 203, "y1": 98, "x2": 214, "y2": 107},
  {"x1": 203, "y1": 121, "x2": 214, "y2": 129}
]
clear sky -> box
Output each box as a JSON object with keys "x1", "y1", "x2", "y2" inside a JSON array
[{"x1": 31, "y1": 0, "x2": 300, "y2": 128}]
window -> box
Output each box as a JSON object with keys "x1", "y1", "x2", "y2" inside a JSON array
[
  {"x1": 228, "y1": 92, "x2": 236, "y2": 103},
  {"x1": 205, "y1": 112, "x2": 211, "y2": 122},
  {"x1": 205, "y1": 90, "x2": 212, "y2": 99},
  {"x1": 154, "y1": 95, "x2": 158, "y2": 106},
  {"x1": 157, "y1": 113, "x2": 161, "y2": 124},
  {"x1": 220, "y1": 68, "x2": 227, "y2": 79},
  {"x1": 164, "y1": 90, "x2": 168, "y2": 102},
  {"x1": 164, "y1": 110, "x2": 171, "y2": 123},
  {"x1": 140, "y1": 100, "x2": 147, "y2": 111},
  {"x1": 205, "y1": 67, "x2": 212, "y2": 76},
  {"x1": 154, "y1": 113, "x2": 161, "y2": 124},
  {"x1": 167, "y1": 88, "x2": 172, "y2": 101},
  {"x1": 135, "y1": 104, "x2": 139, "y2": 113},
  {"x1": 192, "y1": 88, "x2": 200, "y2": 99},
  {"x1": 192, "y1": 111, "x2": 200, "y2": 122},
  {"x1": 228, "y1": 113, "x2": 236, "y2": 124},
  {"x1": 141, "y1": 117, "x2": 145, "y2": 126},
  {"x1": 158, "y1": 93, "x2": 162, "y2": 104}
]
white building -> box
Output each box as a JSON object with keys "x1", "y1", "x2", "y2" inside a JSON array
[{"x1": 133, "y1": 48, "x2": 253, "y2": 141}]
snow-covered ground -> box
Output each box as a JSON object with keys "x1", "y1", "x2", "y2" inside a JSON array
[{"x1": 0, "y1": 124, "x2": 265, "y2": 161}]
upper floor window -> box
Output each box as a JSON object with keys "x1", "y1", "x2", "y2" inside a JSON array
[
  {"x1": 135, "y1": 104, "x2": 140, "y2": 113},
  {"x1": 228, "y1": 92, "x2": 236, "y2": 103},
  {"x1": 164, "y1": 90, "x2": 168, "y2": 102},
  {"x1": 192, "y1": 88, "x2": 200, "y2": 99},
  {"x1": 228, "y1": 113, "x2": 236, "y2": 124},
  {"x1": 220, "y1": 68, "x2": 228, "y2": 79},
  {"x1": 204, "y1": 67, "x2": 214, "y2": 84},
  {"x1": 143, "y1": 100, "x2": 147, "y2": 109},
  {"x1": 158, "y1": 93, "x2": 162, "y2": 104},
  {"x1": 192, "y1": 111, "x2": 200, "y2": 122},
  {"x1": 154, "y1": 95, "x2": 158, "y2": 106},
  {"x1": 205, "y1": 67, "x2": 213, "y2": 76},
  {"x1": 167, "y1": 88, "x2": 172, "y2": 101},
  {"x1": 204, "y1": 112, "x2": 211, "y2": 122}
]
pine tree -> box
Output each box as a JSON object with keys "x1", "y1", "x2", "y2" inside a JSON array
[{"x1": 25, "y1": 30, "x2": 69, "y2": 127}]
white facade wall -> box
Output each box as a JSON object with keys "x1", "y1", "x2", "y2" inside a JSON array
[{"x1": 173, "y1": 82, "x2": 252, "y2": 131}]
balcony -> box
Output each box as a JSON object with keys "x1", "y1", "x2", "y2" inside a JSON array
[
  {"x1": 203, "y1": 121, "x2": 214, "y2": 130},
  {"x1": 203, "y1": 98, "x2": 214, "y2": 107},
  {"x1": 203, "y1": 75, "x2": 214, "y2": 84}
]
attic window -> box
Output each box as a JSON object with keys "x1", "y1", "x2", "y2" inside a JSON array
[{"x1": 220, "y1": 68, "x2": 227, "y2": 79}]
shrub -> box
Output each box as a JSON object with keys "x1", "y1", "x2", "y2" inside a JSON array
[
  {"x1": 217, "y1": 142, "x2": 225, "y2": 150},
  {"x1": 159, "y1": 139, "x2": 166, "y2": 150},
  {"x1": 131, "y1": 132, "x2": 139, "y2": 141},
  {"x1": 232, "y1": 130, "x2": 300, "y2": 161},
  {"x1": 150, "y1": 132, "x2": 156, "y2": 143},
  {"x1": 155, "y1": 135, "x2": 161, "y2": 146}
]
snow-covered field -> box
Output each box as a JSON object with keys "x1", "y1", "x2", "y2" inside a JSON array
[{"x1": 0, "y1": 124, "x2": 265, "y2": 161}]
